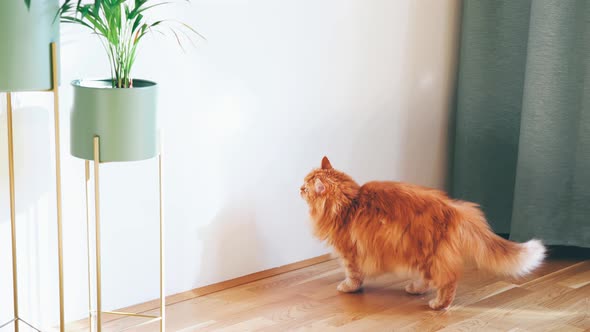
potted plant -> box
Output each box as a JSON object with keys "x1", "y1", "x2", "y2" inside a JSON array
[
  {"x1": 59, "y1": 0, "x2": 200, "y2": 162},
  {"x1": 0, "y1": 0, "x2": 60, "y2": 91}
]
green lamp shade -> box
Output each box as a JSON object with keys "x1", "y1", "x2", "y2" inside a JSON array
[
  {"x1": 0, "y1": 0, "x2": 60, "y2": 92},
  {"x1": 70, "y1": 79, "x2": 158, "y2": 162}
]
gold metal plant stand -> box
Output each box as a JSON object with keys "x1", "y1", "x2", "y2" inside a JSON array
[
  {"x1": 84, "y1": 136, "x2": 165, "y2": 332},
  {"x1": 0, "y1": 43, "x2": 65, "y2": 332}
]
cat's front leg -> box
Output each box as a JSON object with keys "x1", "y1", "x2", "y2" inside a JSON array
[{"x1": 337, "y1": 256, "x2": 364, "y2": 293}]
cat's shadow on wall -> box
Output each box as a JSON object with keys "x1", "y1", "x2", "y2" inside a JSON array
[{"x1": 195, "y1": 197, "x2": 264, "y2": 285}]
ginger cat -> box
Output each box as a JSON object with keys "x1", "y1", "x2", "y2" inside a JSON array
[{"x1": 300, "y1": 156, "x2": 545, "y2": 310}]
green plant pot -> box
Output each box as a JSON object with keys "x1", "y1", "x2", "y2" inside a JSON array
[
  {"x1": 0, "y1": 0, "x2": 60, "y2": 92},
  {"x1": 70, "y1": 79, "x2": 158, "y2": 162}
]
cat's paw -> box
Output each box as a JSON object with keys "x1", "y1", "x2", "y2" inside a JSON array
[
  {"x1": 337, "y1": 278, "x2": 362, "y2": 293},
  {"x1": 405, "y1": 281, "x2": 430, "y2": 295},
  {"x1": 428, "y1": 298, "x2": 451, "y2": 311}
]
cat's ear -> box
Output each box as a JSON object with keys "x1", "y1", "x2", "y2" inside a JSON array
[
  {"x1": 314, "y1": 178, "x2": 326, "y2": 194},
  {"x1": 321, "y1": 156, "x2": 333, "y2": 170}
]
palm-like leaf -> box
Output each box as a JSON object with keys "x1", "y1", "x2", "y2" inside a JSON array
[{"x1": 59, "y1": 0, "x2": 202, "y2": 88}]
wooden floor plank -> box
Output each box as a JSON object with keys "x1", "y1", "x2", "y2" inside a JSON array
[{"x1": 95, "y1": 254, "x2": 588, "y2": 331}]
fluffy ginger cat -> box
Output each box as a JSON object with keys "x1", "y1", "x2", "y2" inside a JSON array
[{"x1": 300, "y1": 156, "x2": 545, "y2": 310}]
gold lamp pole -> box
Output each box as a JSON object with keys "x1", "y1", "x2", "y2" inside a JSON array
[{"x1": 1, "y1": 43, "x2": 65, "y2": 332}]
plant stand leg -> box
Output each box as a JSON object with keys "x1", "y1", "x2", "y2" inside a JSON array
[
  {"x1": 83, "y1": 136, "x2": 164, "y2": 332},
  {"x1": 84, "y1": 160, "x2": 96, "y2": 332},
  {"x1": 51, "y1": 42, "x2": 66, "y2": 332},
  {"x1": 6, "y1": 92, "x2": 19, "y2": 332},
  {"x1": 93, "y1": 136, "x2": 103, "y2": 332},
  {"x1": 159, "y1": 149, "x2": 165, "y2": 332}
]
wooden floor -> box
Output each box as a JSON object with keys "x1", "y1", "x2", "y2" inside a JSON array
[{"x1": 95, "y1": 253, "x2": 589, "y2": 331}]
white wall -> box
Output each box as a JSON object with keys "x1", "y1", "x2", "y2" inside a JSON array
[{"x1": 0, "y1": 0, "x2": 460, "y2": 327}]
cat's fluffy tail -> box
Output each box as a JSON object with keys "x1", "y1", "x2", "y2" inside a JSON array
[{"x1": 454, "y1": 201, "x2": 546, "y2": 277}]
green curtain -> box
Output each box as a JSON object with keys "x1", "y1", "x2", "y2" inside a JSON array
[{"x1": 452, "y1": 0, "x2": 590, "y2": 248}]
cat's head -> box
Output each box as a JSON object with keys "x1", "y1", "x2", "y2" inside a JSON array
[{"x1": 300, "y1": 156, "x2": 359, "y2": 207}]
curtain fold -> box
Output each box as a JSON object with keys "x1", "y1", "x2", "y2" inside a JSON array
[{"x1": 452, "y1": 0, "x2": 589, "y2": 247}]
